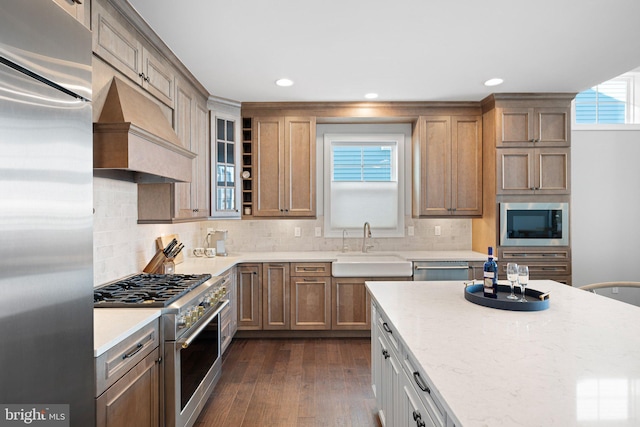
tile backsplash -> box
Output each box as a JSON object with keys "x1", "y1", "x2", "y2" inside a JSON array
[{"x1": 93, "y1": 177, "x2": 472, "y2": 286}]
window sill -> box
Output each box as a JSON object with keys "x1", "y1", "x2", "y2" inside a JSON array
[{"x1": 573, "y1": 123, "x2": 640, "y2": 131}]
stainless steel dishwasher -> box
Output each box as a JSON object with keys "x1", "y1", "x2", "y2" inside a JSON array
[{"x1": 413, "y1": 261, "x2": 470, "y2": 281}]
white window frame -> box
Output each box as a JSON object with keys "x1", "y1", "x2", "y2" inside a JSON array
[
  {"x1": 573, "y1": 69, "x2": 640, "y2": 130},
  {"x1": 323, "y1": 133, "x2": 405, "y2": 238}
]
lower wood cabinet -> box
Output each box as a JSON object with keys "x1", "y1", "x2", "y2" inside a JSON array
[
  {"x1": 291, "y1": 262, "x2": 332, "y2": 330},
  {"x1": 333, "y1": 277, "x2": 410, "y2": 330},
  {"x1": 239, "y1": 262, "x2": 401, "y2": 332},
  {"x1": 498, "y1": 247, "x2": 572, "y2": 285},
  {"x1": 237, "y1": 264, "x2": 262, "y2": 330},
  {"x1": 95, "y1": 320, "x2": 160, "y2": 427},
  {"x1": 332, "y1": 277, "x2": 372, "y2": 330},
  {"x1": 96, "y1": 348, "x2": 160, "y2": 427},
  {"x1": 263, "y1": 263, "x2": 290, "y2": 330}
]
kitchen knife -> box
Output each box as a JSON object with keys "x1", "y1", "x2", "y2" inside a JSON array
[
  {"x1": 163, "y1": 238, "x2": 178, "y2": 256},
  {"x1": 169, "y1": 243, "x2": 184, "y2": 259}
]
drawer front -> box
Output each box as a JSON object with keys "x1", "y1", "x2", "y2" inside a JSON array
[
  {"x1": 291, "y1": 262, "x2": 331, "y2": 277},
  {"x1": 403, "y1": 353, "x2": 446, "y2": 427},
  {"x1": 376, "y1": 311, "x2": 401, "y2": 357},
  {"x1": 499, "y1": 247, "x2": 571, "y2": 261},
  {"x1": 500, "y1": 261, "x2": 571, "y2": 275},
  {"x1": 95, "y1": 319, "x2": 159, "y2": 396}
]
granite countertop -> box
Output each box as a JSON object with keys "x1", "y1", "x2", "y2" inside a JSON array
[
  {"x1": 366, "y1": 280, "x2": 640, "y2": 427},
  {"x1": 93, "y1": 308, "x2": 161, "y2": 357}
]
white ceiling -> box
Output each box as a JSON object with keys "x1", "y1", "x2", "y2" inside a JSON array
[{"x1": 128, "y1": 0, "x2": 640, "y2": 103}]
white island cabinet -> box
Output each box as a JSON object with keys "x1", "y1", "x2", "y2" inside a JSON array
[{"x1": 366, "y1": 280, "x2": 640, "y2": 427}]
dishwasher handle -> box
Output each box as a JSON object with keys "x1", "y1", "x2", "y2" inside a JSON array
[{"x1": 414, "y1": 265, "x2": 469, "y2": 270}]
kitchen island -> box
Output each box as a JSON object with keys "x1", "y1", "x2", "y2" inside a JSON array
[{"x1": 366, "y1": 280, "x2": 640, "y2": 427}]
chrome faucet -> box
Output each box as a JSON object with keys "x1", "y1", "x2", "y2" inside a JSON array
[
  {"x1": 362, "y1": 222, "x2": 373, "y2": 253},
  {"x1": 342, "y1": 229, "x2": 349, "y2": 252}
]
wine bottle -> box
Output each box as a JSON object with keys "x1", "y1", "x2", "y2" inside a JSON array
[{"x1": 483, "y1": 247, "x2": 498, "y2": 298}]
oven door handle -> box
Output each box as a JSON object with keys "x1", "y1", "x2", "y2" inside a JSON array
[{"x1": 178, "y1": 299, "x2": 229, "y2": 349}]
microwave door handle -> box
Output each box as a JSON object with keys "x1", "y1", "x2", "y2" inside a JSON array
[{"x1": 178, "y1": 299, "x2": 229, "y2": 349}]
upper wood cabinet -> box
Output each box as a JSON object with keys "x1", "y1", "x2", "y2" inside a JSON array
[
  {"x1": 253, "y1": 116, "x2": 316, "y2": 218},
  {"x1": 413, "y1": 115, "x2": 482, "y2": 217},
  {"x1": 497, "y1": 106, "x2": 569, "y2": 147},
  {"x1": 210, "y1": 104, "x2": 243, "y2": 219},
  {"x1": 93, "y1": 1, "x2": 175, "y2": 107},
  {"x1": 497, "y1": 147, "x2": 570, "y2": 195},
  {"x1": 173, "y1": 81, "x2": 210, "y2": 219}
]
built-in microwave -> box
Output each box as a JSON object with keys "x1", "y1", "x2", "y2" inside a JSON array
[{"x1": 499, "y1": 202, "x2": 569, "y2": 246}]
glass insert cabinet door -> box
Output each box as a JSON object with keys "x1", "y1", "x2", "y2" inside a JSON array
[{"x1": 211, "y1": 116, "x2": 241, "y2": 218}]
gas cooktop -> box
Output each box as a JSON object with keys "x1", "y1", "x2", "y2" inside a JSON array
[{"x1": 94, "y1": 273, "x2": 212, "y2": 307}]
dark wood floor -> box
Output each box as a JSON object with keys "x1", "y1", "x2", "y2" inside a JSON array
[{"x1": 194, "y1": 338, "x2": 382, "y2": 427}]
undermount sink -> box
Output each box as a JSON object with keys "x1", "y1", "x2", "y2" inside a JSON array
[{"x1": 332, "y1": 253, "x2": 413, "y2": 277}]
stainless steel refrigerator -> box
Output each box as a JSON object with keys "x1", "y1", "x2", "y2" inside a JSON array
[{"x1": 0, "y1": 1, "x2": 94, "y2": 426}]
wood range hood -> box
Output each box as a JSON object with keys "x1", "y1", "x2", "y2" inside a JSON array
[{"x1": 93, "y1": 77, "x2": 195, "y2": 183}]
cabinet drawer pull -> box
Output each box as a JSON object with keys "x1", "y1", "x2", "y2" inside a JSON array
[
  {"x1": 122, "y1": 343, "x2": 143, "y2": 360},
  {"x1": 382, "y1": 322, "x2": 393, "y2": 334},
  {"x1": 413, "y1": 371, "x2": 431, "y2": 394}
]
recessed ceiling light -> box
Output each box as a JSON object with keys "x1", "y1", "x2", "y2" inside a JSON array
[
  {"x1": 275, "y1": 78, "x2": 294, "y2": 87},
  {"x1": 364, "y1": 93, "x2": 379, "y2": 99},
  {"x1": 484, "y1": 78, "x2": 504, "y2": 87}
]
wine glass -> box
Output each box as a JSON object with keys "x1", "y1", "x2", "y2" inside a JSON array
[
  {"x1": 518, "y1": 265, "x2": 529, "y2": 302},
  {"x1": 506, "y1": 262, "x2": 519, "y2": 300}
]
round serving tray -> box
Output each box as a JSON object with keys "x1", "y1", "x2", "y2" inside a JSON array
[{"x1": 464, "y1": 283, "x2": 550, "y2": 311}]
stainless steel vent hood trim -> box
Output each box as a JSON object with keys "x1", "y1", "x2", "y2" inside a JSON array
[{"x1": 93, "y1": 77, "x2": 195, "y2": 183}]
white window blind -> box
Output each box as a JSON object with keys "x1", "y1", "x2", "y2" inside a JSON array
[
  {"x1": 323, "y1": 134, "x2": 404, "y2": 237},
  {"x1": 575, "y1": 79, "x2": 630, "y2": 124}
]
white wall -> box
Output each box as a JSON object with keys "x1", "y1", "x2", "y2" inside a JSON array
[{"x1": 571, "y1": 129, "x2": 640, "y2": 294}]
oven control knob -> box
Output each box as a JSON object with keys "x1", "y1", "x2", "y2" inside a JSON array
[
  {"x1": 177, "y1": 315, "x2": 186, "y2": 329},
  {"x1": 197, "y1": 305, "x2": 205, "y2": 317}
]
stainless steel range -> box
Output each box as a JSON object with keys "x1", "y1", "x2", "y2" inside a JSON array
[{"x1": 95, "y1": 273, "x2": 228, "y2": 427}]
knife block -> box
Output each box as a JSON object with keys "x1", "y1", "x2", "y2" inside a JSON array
[{"x1": 143, "y1": 249, "x2": 167, "y2": 274}]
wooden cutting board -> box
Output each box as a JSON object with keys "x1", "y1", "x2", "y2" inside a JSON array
[{"x1": 156, "y1": 234, "x2": 184, "y2": 264}]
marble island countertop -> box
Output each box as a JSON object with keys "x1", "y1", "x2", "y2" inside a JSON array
[{"x1": 366, "y1": 280, "x2": 640, "y2": 427}]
